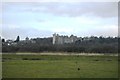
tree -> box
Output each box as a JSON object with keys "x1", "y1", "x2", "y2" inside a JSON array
[
  {"x1": 2, "y1": 39, "x2": 5, "y2": 42},
  {"x1": 15, "y1": 36, "x2": 20, "y2": 42}
]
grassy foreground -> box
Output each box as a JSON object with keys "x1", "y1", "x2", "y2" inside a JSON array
[{"x1": 2, "y1": 53, "x2": 118, "y2": 78}]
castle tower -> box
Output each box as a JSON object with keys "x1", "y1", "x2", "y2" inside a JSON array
[{"x1": 53, "y1": 33, "x2": 56, "y2": 44}]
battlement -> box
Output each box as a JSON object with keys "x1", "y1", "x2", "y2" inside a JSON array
[{"x1": 53, "y1": 33, "x2": 79, "y2": 44}]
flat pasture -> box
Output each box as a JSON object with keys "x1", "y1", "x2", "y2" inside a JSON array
[{"x1": 2, "y1": 53, "x2": 118, "y2": 78}]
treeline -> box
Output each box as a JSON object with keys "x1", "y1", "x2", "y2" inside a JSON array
[{"x1": 2, "y1": 36, "x2": 118, "y2": 53}]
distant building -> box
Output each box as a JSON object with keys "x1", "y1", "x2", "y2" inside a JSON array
[
  {"x1": 30, "y1": 39, "x2": 36, "y2": 43},
  {"x1": 6, "y1": 40, "x2": 16, "y2": 46},
  {"x1": 53, "y1": 33, "x2": 79, "y2": 44}
]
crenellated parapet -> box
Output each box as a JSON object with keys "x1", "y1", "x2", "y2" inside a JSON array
[{"x1": 52, "y1": 33, "x2": 79, "y2": 45}]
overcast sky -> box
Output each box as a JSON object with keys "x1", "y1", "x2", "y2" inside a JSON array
[{"x1": 2, "y1": 2, "x2": 118, "y2": 40}]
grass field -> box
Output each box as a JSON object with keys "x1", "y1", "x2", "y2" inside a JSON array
[{"x1": 2, "y1": 53, "x2": 118, "y2": 78}]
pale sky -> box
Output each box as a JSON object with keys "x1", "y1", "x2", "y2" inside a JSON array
[{"x1": 1, "y1": 2, "x2": 118, "y2": 40}]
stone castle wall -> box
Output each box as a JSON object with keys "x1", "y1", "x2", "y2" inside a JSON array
[{"x1": 53, "y1": 33, "x2": 79, "y2": 44}]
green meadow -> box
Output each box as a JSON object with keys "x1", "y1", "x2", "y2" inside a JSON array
[{"x1": 2, "y1": 53, "x2": 118, "y2": 78}]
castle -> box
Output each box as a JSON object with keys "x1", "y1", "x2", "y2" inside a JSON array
[{"x1": 52, "y1": 33, "x2": 79, "y2": 44}]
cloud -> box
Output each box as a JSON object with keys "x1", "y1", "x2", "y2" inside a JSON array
[
  {"x1": 29, "y1": 2, "x2": 118, "y2": 17},
  {"x1": 3, "y1": 2, "x2": 117, "y2": 17},
  {"x1": 2, "y1": 0, "x2": 119, "y2": 3},
  {"x1": 91, "y1": 25, "x2": 118, "y2": 37},
  {"x1": 2, "y1": 24, "x2": 53, "y2": 40},
  {"x1": 2, "y1": 2, "x2": 118, "y2": 39}
]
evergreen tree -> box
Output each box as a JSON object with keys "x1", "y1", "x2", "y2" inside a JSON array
[{"x1": 15, "y1": 36, "x2": 20, "y2": 42}]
